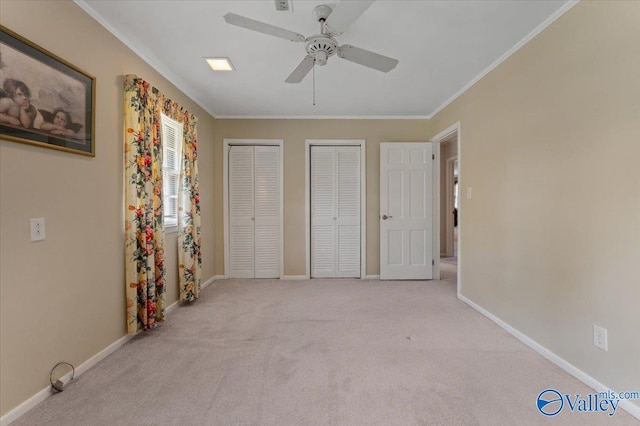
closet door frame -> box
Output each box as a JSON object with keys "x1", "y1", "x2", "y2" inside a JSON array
[
  {"x1": 305, "y1": 140, "x2": 366, "y2": 279},
  {"x1": 223, "y1": 139, "x2": 284, "y2": 279}
]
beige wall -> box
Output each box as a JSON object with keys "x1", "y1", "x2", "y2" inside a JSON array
[
  {"x1": 0, "y1": 0, "x2": 215, "y2": 415},
  {"x1": 213, "y1": 119, "x2": 430, "y2": 277},
  {"x1": 431, "y1": 0, "x2": 640, "y2": 405}
]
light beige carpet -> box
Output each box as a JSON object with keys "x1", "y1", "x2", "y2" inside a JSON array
[{"x1": 12, "y1": 264, "x2": 639, "y2": 425}]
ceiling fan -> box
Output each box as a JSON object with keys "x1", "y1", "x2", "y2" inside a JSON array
[{"x1": 224, "y1": 1, "x2": 399, "y2": 83}]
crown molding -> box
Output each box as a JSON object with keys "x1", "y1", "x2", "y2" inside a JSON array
[
  {"x1": 427, "y1": 0, "x2": 579, "y2": 119},
  {"x1": 73, "y1": 0, "x2": 218, "y2": 118},
  {"x1": 215, "y1": 115, "x2": 429, "y2": 120}
]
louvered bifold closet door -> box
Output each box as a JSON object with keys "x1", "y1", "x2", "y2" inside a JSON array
[
  {"x1": 311, "y1": 147, "x2": 336, "y2": 278},
  {"x1": 229, "y1": 146, "x2": 255, "y2": 278},
  {"x1": 335, "y1": 147, "x2": 360, "y2": 277},
  {"x1": 254, "y1": 146, "x2": 280, "y2": 278},
  {"x1": 311, "y1": 146, "x2": 360, "y2": 278}
]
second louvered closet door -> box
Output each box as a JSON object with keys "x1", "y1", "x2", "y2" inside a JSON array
[
  {"x1": 229, "y1": 145, "x2": 280, "y2": 278},
  {"x1": 311, "y1": 146, "x2": 360, "y2": 278}
]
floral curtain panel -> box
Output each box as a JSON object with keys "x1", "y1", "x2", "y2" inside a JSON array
[
  {"x1": 124, "y1": 75, "x2": 202, "y2": 334},
  {"x1": 176, "y1": 111, "x2": 202, "y2": 302}
]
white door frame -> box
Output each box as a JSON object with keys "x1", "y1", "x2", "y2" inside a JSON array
[
  {"x1": 305, "y1": 140, "x2": 366, "y2": 279},
  {"x1": 445, "y1": 155, "x2": 458, "y2": 257},
  {"x1": 223, "y1": 139, "x2": 284, "y2": 279},
  {"x1": 430, "y1": 122, "x2": 461, "y2": 294}
]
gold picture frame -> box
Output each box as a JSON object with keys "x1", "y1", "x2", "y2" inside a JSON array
[{"x1": 0, "y1": 25, "x2": 95, "y2": 156}]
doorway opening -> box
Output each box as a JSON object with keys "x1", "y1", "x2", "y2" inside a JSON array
[{"x1": 431, "y1": 123, "x2": 461, "y2": 294}]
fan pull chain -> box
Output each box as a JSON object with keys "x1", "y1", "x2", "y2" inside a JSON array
[{"x1": 312, "y1": 61, "x2": 316, "y2": 106}]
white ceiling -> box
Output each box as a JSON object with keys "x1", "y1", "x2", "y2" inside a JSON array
[{"x1": 77, "y1": 0, "x2": 573, "y2": 118}]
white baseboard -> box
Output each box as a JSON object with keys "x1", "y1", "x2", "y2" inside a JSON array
[
  {"x1": 624, "y1": 401, "x2": 640, "y2": 421},
  {"x1": 200, "y1": 276, "x2": 217, "y2": 289},
  {"x1": 0, "y1": 383, "x2": 51, "y2": 426},
  {"x1": 165, "y1": 300, "x2": 179, "y2": 315},
  {"x1": 0, "y1": 289, "x2": 200, "y2": 426},
  {"x1": 457, "y1": 294, "x2": 640, "y2": 421},
  {"x1": 0, "y1": 332, "x2": 134, "y2": 426},
  {"x1": 213, "y1": 275, "x2": 225, "y2": 281},
  {"x1": 284, "y1": 275, "x2": 380, "y2": 280}
]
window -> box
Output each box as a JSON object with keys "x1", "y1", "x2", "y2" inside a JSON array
[{"x1": 160, "y1": 114, "x2": 183, "y2": 230}]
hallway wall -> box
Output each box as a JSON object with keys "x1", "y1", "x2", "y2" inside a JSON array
[{"x1": 431, "y1": 0, "x2": 640, "y2": 407}]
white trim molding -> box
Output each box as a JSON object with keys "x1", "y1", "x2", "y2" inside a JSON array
[
  {"x1": 444, "y1": 156, "x2": 458, "y2": 258},
  {"x1": 430, "y1": 122, "x2": 460, "y2": 145},
  {"x1": 223, "y1": 139, "x2": 285, "y2": 280},
  {"x1": 0, "y1": 333, "x2": 134, "y2": 426},
  {"x1": 430, "y1": 122, "x2": 461, "y2": 294},
  {"x1": 432, "y1": 141, "x2": 441, "y2": 280},
  {"x1": 74, "y1": 1, "x2": 216, "y2": 118},
  {"x1": 76, "y1": 0, "x2": 577, "y2": 122},
  {"x1": 165, "y1": 300, "x2": 179, "y2": 315},
  {"x1": 216, "y1": 115, "x2": 430, "y2": 120},
  {"x1": 365, "y1": 275, "x2": 380, "y2": 280},
  {"x1": 283, "y1": 275, "x2": 307, "y2": 280},
  {"x1": 305, "y1": 139, "x2": 367, "y2": 280},
  {"x1": 458, "y1": 294, "x2": 640, "y2": 421},
  {"x1": 427, "y1": 1, "x2": 579, "y2": 119},
  {"x1": 0, "y1": 292, "x2": 206, "y2": 426},
  {"x1": 200, "y1": 276, "x2": 216, "y2": 289}
]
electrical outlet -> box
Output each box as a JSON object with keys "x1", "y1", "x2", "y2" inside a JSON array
[
  {"x1": 466, "y1": 187, "x2": 472, "y2": 199},
  {"x1": 593, "y1": 325, "x2": 608, "y2": 351},
  {"x1": 30, "y1": 218, "x2": 45, "y2": 242}
]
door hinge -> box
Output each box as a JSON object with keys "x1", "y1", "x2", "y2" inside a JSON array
[
  {"x1": 432, "y1": 259, "x2": 435, "y2": 266},
  {"x1": 432, "y1": 154, "x2": 435, "y2": 160}
]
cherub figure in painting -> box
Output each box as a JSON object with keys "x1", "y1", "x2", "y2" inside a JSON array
[
  {"x1": 0, "y1": 78, "x2": 37, "y2": 128},
  {"x1": 38, "y1": 107, "x2": 83, "y2": 138}
]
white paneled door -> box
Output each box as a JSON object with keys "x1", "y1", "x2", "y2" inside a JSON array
[
  {"x1": 229, "y1": 145, "x2": 281, "y2": 278},
  {"x1": 311, "y1": 146, "x2": 361, "y2": 278},
  {"x1": 380, "y1": 143, "x2": 433, "y2": 280}
]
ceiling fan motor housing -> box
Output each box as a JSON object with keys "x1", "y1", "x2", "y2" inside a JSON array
[
  {"x1": 305, "y1": 35, "x2": 337, "y2": 66},
  {"x1": 224, "y1": 2, "x2": 398, "y2": 83},
  {"x1": 312, "y1": 5, "x2": 333, "y2": 22}
]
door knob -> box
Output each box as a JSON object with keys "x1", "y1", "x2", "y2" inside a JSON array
[{"x1": 382, "y1": 215, "x2": 392, "y2": 220}]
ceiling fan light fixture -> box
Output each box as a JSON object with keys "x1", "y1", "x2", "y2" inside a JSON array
[
  {"x1": 223, "y1": 1, "x2": 398, "y2": 83},
  {"x1": 205, "y1": 57, "x2": 235, "y2": 71},
  {"x1": 305, "y1": 35, "x2": 337, "y2": 67},
  {"x1": 314, "y1": 50, "x2": 328, "y2": 66}
]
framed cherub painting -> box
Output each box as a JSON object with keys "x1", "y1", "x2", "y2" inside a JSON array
[{"x1": 0, "y1": 25, "x2": 95, "y2": 156}]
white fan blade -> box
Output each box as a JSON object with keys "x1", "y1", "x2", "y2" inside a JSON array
[
  {"x1": 224, "y1": 13, "x2": 306, "y2": 42},
  {"x1": 285, "y1": 56, "x2": 315, "y2": 83},
  {"x1": 338, "y1": 45, "x2": 398, "y2": 72},
  {"x1": 324, "y1": 0, "x2": 375, "y2": 35}
]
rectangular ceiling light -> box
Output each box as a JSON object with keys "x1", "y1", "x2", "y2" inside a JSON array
[{"x1": 206, "y1": 57, "x2": 234, "y2": 71}]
